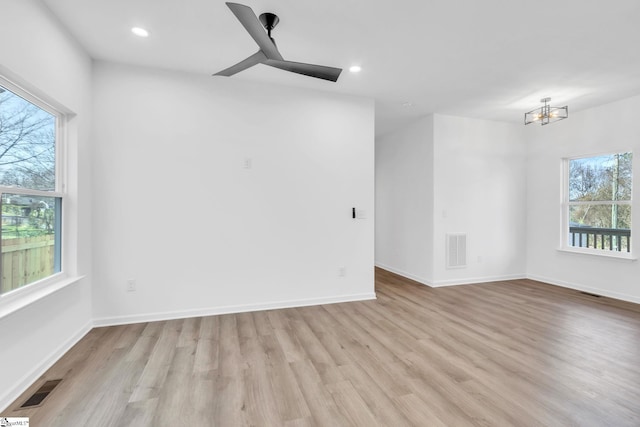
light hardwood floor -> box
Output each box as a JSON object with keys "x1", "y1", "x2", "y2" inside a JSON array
[{"x1": 6, "y1": 268, "x2": 640, "y2": 426}]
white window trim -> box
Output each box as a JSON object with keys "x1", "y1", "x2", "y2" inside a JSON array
[
  {"x1": 560, "y1": 152, "x2": 634, "y2": 259},
  {"x1": 0, "y1": 73, "x2": 81, "y2": 316},
  {"x1": 557, "y1": 247, "x2": 637, "y2": 261},
  {"x1": 0, "y1": 274, "x2": 85, "y2": 320}
]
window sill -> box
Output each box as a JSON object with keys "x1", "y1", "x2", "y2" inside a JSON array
[
  {"x1": 0, "y1": 274, "x2": 85, "y2": 320},
  {"x1": 557, "y1": 247, "x2": 637, "y2": 261}
]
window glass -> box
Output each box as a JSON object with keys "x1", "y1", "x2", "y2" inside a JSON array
[
  {"x1": 1, "y1": 193, "x2": 61, "y2": 293},
  {"x1": 0, "y1": 86, "x2": 56, "y2": 191},
  {"x1": 569, "y1": 154, "x2": 632, "y2": 202}
]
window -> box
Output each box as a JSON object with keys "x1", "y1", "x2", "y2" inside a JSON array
[
  {"x1": 0, "y1": 80, "x2": 63, "y2": 295},
  {"x1": 565, "y1": 152, "x2": 632, "y2": 254}
]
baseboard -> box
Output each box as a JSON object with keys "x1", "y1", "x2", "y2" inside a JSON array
[
  {"x1": 374, "y1": 263, "x2": 433, "y2": 286},
  {"x1": 375, "y1": 264, "x2": 526, "y2": 288},
  {"x1": 0, "y1": 320, "x2": 93, "y2": 412},
  {"x1": 526, "y1": 274, "x2": 640, "y2": 305},
  {"x1": 93, "y1": 292, "x2": 377, "y2": 327},
  {"x1": 429, "y1": 274, "x2": 527, "y2": 287}
]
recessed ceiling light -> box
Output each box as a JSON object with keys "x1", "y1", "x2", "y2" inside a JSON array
[
  {"x1": 131, "y1": 27, "x2": 149, "y2": 37},
  {"x1": 401, "y1": 101, "x2": 414, "y2": 108},
  {"x1": 349, "y1": 65, "x2": 362, "y2": 73}
]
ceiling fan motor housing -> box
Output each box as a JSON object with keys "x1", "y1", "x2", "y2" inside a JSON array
[{"x1": 259, "y1": 12, "x2": 279, "y2": 36}]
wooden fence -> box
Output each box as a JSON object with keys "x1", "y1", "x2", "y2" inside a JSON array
[{"x1": 1, "y1": 234, "x2": 55, "y2": 294}]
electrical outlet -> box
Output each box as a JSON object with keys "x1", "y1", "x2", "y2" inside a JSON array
[
  {"x1": 338, "y1": 267, "x2": 346, "y2": 277},
  {"x1": 126, "y1": 279, "x2": 136, "y2": 292}
]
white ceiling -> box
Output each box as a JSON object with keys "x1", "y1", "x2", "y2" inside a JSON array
[{"x1": 41, "y1": 0, "x2": 640, "y2": 136}]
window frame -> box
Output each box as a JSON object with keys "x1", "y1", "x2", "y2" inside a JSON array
[
  {"x1": 0, "y1": 75, "x2": 68, "y2": 298},
  {"x1": 561, "y1": 151, "x2": 634, "y2": 259}
]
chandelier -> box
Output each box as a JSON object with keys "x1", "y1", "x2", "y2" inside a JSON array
[{"x1": 524, "y1": 97, "x2": 568, "y2": 125}]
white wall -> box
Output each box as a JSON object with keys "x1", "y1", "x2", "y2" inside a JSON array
[
  {"x1": 375, "y1": 114, "x2": 527, "y2": 286},
  {"x1": 526, "y1": 94, "x2": 640, "y2": 303},
  {"x1": 0, "y1": 0, "x2": 93, "y2": 411},
  {"x1": 432, "y1": 114, "x2": 527, "y2": 285},
  {"x1": 375, "y1": 116, "x2": 434, "y2": 283},
  {"x1": 91, "y1": 62, "x2": 375, "y2": 324}
]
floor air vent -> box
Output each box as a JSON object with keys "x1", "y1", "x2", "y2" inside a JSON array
[
  {"x1": 580, "y1": 291, "x2": 602, "y2": 298},
  {"x1": 20, "y1": 379, "x2": 62, "y2": 408}
]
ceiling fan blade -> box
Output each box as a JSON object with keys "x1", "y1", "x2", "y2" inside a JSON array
[
  {"x1": 265, "y1": 59, "x2": 342, "y2": 82},
  {"x1": 214, "y1": 51, "x2": 267, "y2": 77},
  {"x1": 225, "y1": 2, "x2": 283, "y2": 61}
]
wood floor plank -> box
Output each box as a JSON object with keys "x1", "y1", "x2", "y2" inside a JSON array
[
  {"x1": 128, "y1": 321, "x2": 178, "y2": 403},
  {"x1": 288, "y1": 359, "x2": 348, "y2": 426},
  {"x1": 213, "y1": 314, "x2": 250, "y2": 426},
  {"x1": 252, "y1": 310, "x2": 274, "y2": 336},
  {"x1": 287, "y1": 312, "x2": 345, "y2": 386},
  {"x1": 326, "y1": 380, "x2": 380, "y2": 426},
  {"x1": 391, "y1": 393, "x2": 450, "y2": 427},
  {"x1": 119, "y1": 398, "x2": 159, "y2": 427},
  {"x1": 242, "y1": 364, "x2": 281, "y2": 425},
  {"x1": 150, "y1": 346, "x2": 199, "y2": 425},
  {"x1": 258, "y1": 334, "x2": 311, "y2": 422},
  {"x1": 6, "y1": 268, "x2": 640, "y2": 426},
  {"x1": 338, "y1": 363, "x2": 414, "y2": 427}
]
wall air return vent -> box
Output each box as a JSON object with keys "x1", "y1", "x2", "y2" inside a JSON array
[{"x1": 446, "y1": 233, "x2": 467, "y2": 269}]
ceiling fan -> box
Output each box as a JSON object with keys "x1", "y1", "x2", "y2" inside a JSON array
[{"x1": 214, "y1": 2, "x2": 342, "y2": 82}]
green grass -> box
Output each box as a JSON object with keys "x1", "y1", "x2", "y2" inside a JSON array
[{"x1": 1, "y1": 226, "x2": 53, "y2": 239}]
